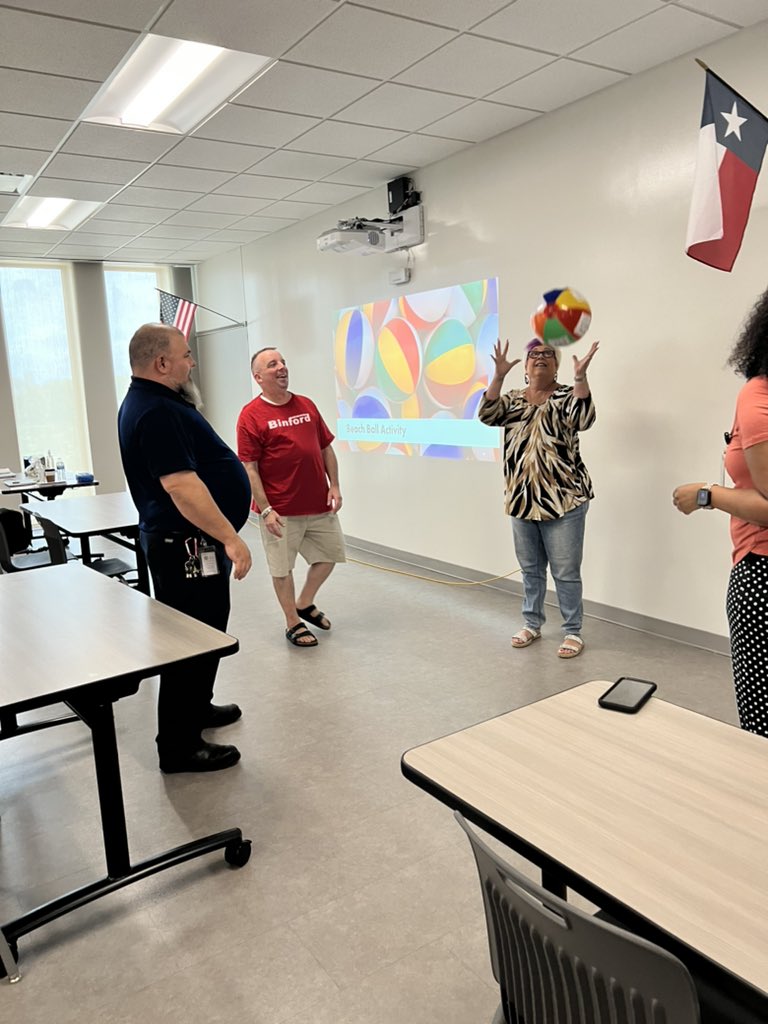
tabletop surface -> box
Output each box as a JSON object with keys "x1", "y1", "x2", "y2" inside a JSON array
[
  {"x1": 20, "y1": 490, "x2": 138, "y2": 535},
  {"x1": 402, "y1": 680, "x2": 768, "y2": 995},
  {"x1": 1, "y1": 472, "x2": 98, "y2": 493},
  {"x1": 0, "y1": 563, "x2": 237, "y2": 712}
]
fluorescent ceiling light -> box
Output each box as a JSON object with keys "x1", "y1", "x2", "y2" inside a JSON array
[
  {"x1": 82, "y1": 34, "x2": 275, "y2": 135},
  {"x1": 2, "y1": 196, "x2": 103, "y2": 230},
  {"x1": 0, "y1": 172, "x2": 33, "y2": 195}
]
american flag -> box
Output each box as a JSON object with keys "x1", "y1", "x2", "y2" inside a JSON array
[{"x1": 159, "y1": 290, "x2": 198, "y2": 338}]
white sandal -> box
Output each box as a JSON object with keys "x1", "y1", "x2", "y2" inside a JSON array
[
  {"x1": 511, "y1": 627, "x2": 541, "y2": 649},
  {"x1": 558, "y1": 634, "x2": 584, "y2": 659}
]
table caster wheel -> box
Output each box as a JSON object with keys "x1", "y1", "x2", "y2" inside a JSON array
[{"x1": 224, "y1": 840, "x2": 251, "y2": 868}]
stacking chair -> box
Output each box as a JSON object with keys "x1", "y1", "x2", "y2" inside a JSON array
[
  {"x1": 0, "y1": 512, "x2": 66, "y2": 572},
  {"x1": 35, "y1": 516, "x2": 135, "y2": 582},
  {"x1": 455, "y1": 811, "x2": 701, "y2": 1024}
]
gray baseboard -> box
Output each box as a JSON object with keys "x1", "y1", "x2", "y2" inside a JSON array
[{"x1": 345, "y1": 536, "x2": 730, "y2": 657}]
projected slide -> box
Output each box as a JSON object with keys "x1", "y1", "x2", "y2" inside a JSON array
[{"x1": 334, "y1": 277, "x2": 500, "y2": 460}]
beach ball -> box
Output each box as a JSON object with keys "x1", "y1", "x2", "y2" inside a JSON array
[
  {"x1": 462, "y1": 380, "x2": 487, "y2": 420},
  {"x1": 531, "y1": 287, "x2": 591, "y2": 347},
  {"x1": 375, "y1": 317, "x2": 422, "y2": 402},
  {"x1": 335, "y1": 308, "x2": 374, "y2": 390},
  {"x1": 423, "y1": 318, "x2": 476, "y2": 409},
  {"x1": 399, "y1": 287, "x2": 452, "y2": 331},
  {"x1": 351, "y1": 389, "x2": 391, "y2": 453},
  {"x1": 474, "y1": 313, "x2": 499, "y2": 382}
]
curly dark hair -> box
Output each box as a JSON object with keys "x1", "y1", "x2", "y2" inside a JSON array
[{"x1": 729, "y1": 289, "x2": 768, "y2": 378}]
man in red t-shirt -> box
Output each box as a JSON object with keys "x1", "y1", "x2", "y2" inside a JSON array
[{"x1": 236, "y1": 348, "x2": 346, "y2": 648}]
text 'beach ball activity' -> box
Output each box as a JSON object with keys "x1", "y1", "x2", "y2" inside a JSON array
[{"x1": 531, "y1": 287, "x2": 591, "y2": 347}]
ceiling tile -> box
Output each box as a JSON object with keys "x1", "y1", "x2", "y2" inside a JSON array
[
  {"x1": 423, "y1": 102, "x2": 539, "y2": 143},
  {"x1": 164, "y1": 211, "x2": 243, "y2": 228},
  {"x1": 174, "y1": 240, "x2": 240, "y2": 254},
  {"x1": 0, "y1": 8, "x2": 136, "y2": 80},
  {"x1": 112, "y1": 235, "x2": 179, "y2": 250},
  {"x1": 335, "y1": 84, "x2": 469, "y2": 132},
  {"x1": 134, "y1": 165, "x2": 234, "y2": 192},
  {"x1": 28, "y1": 178, "x2": 119, "y2": 201},
  {"x1": 0, "y1": 1, "x2": 165, "y2": 30},
  {"x1": 141, "y1": 225, "x2": 215, "y2": 240},
  {"x1": 195, "y1": 106, "x2": 319, "y2": 147},
  {"x1": 73, "y1": 219, "x2": 141, "y2": 236},
  {"x1": 285, "y1": 5, "x2": 455, "y2": 78},
  {"x1": 286, "y1": 122, "x2": 405, "y2": 158},
  {"x1": 0, "y1": 69, "x2": 99, "y2": 119},
  {"x1": 235, "y1": 61, "x2": 377, "y2": 118},
  {"x1": 49, "y1": 244, "x2": 119, "y2": 257},
  {"x1": 158, "y1": 138, "x2": 271, "y2": 173},
  {"x1": 0, "y1": 197, "x2": 16, "y2": 216},
  {"x1": 323, "y1": 160, "x2": 414, "y2": 187},
  {"x1": 248, "y1": 150, "x2": 350, "y2": 179},
  {"x1": 289, "y1": 181, "x2": 371, "y2": 204},
  {"x1": 187, "y1": 194, "x2": 275, "y2": 215},
  {"x1": 352, "y1": 0, "x2": 510, "y2": 30},
  {"x1": 0, "y1": 241, "x2": 57, "y2": 256},
  {"x1": 91, "y1": 204, "x2": 171, "y2": 224},
  {"x1": 0, "y1": 146, "x2": 50, "y2": 175},
  {"x1": 368, "y1": 134, "x2": 469, "y2": 166},
  {"x1": 474, "y1": 0, "x2": 661, "y2": 55},
  {"x1": 215, "y1": 174, "x2": 307, "y2": 199},
  {"x1": 0, "y1": 113, "x2": 69, "y2": 151},
  {"x1": 258, "y1": 199, "x2": 329, "y2": 219},
  {"x1": 62, "y1": 124, "x2": 177, "y2": 162},
  {"x1": 44, "y1": 153, "x2": 148, "y2": 185},
  {"x1": 679, "y1": 0, "x2": 768, "y2": 25},
  {"x1": 64, "y1": 231, "x2": 136, "y2": 246},
  {"x1": 153, "y1": 0, "x2": 339, "y2": 56},
  {"x1": 115, "y1": 186, "x2": 203, "y2": 209},
  {"x1": 573, "y1": 6, "x2": 736, "y2": 72},
  {"x1": 230, "y1": 214, "x2": 298, "y2": 231},
  {"x1": 397, "y1": 36, "x2": 554, "y2": 96},
  {"x1": 206, "y1": 229, "x2": 270, "y2": 242},
  {"x1": 490, "y1": 60, "x2": 627, "y2": 112},
  {"x1": 0, "y1": 227, "x2": 69, "y2": 242},
  {"x1": 111, "y1": 249, "x2": 176, "y2": 261}
]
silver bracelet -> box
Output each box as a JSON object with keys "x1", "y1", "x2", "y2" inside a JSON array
[
  {"x1": 573, "y1": 376, "x2": 586, "y2": 382},
  {"x1": 260, "y1": 506, "x2": 273, "y2": 519}
]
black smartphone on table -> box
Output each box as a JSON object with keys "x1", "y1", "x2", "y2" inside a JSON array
[{"x1": 598, "y1": 677, "x2": 657, "y2": 713}]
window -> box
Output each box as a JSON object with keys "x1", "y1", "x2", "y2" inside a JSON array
[
  {"x1": 105, "y1": 267, "x2": 170, "y2": 401},
  {"x1": 0, "y1": 264, "x2": 91, "y2": 472}
]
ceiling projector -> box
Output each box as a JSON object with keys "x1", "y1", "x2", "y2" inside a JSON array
[{"x1": 317, "y1": 204, "x2": 424, "y2": 255}]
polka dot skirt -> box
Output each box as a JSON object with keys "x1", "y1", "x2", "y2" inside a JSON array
[{"x1": 727, "y1": 552, "x2": 768, "y2": 737}]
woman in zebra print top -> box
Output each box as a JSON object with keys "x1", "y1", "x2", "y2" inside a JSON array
[{"x1": 479, "y1": 338, "x2": 599, "y2": 658}]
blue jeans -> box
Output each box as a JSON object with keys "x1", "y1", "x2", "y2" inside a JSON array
[{"x1": 511, "y1": 501, "x2": 589, "y2": 636}]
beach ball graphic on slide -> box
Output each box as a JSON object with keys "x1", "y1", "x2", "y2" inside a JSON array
[
  {"x1": 531, "y1": 287, "x2": 591, "y2": 347},
  {"x1": 335, "y1": 308, "x2": 374, "y2": 389},
  {"x1": 423, "y1": 318, "x2": 476, "y2": 408},
  {"x1": 375, "y1": 317, "x2": 422, "y2": 402},
  {"x1": 399, "y1": 287, "x2": 452, "y2": 332},
  {"x1": 351, "y1": 388, "x2": 391, "y2": 453}
]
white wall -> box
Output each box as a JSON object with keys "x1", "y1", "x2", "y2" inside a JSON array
[{"x1": 195, "y1": 21, "x2": 768, "y2": 639}]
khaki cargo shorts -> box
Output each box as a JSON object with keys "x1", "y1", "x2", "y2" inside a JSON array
[{"x1": 259, "y1": 512, "x2": 346, "y2": 578}]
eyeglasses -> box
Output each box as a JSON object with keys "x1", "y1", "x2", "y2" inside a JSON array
[{"x1": 527, "y1": 349, "x2": 556, "y2": 360}]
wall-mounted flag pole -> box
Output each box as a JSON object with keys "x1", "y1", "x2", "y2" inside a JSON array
[
  {"x1": 686, "y1": 61, "x2": 768, "y2": 272},
  {"x1": 157, "y1": 289, "x2": 244, "y2": 338}
]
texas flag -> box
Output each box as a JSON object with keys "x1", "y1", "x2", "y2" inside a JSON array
[{"x1": 686, "y1": 71, "x2": 768, "y2": 272}]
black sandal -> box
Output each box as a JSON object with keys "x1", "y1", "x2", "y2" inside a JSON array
[
  {"x1": 285, "y1": 623, "x2": 318, "y2": 647},
  {"x1": 297, "y1": 604, "x2": 331, "y2": 630}
]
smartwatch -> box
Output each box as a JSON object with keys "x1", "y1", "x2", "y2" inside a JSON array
[{"x1": 696, "y1": 485, "x2": 714, "y2": 509}]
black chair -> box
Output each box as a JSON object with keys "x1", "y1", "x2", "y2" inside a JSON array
[
  {"x1": 0, "y1": 513, "x2": 66, "y2": 572},
  {"x1": 35, "y1": 516, "x2": 135, "y2": 582},
  {"x1": 455, "y1": 811, "x2": 701, "y2": 1024}
]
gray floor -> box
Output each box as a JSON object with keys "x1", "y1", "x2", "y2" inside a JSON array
[{"x1": 0, "y1": 522, "x2": 737, "y2": 1021}]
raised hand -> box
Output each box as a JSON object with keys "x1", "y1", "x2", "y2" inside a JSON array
[
  {"x1": 491, "y1": 339, "x2": 521, "y2": 380},
  {"x1": 573, "y1": 340, "x2": 599, "y2": 379}
]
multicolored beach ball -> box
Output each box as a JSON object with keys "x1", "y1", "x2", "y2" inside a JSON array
[{"x1": 531, "y1": 288, "x2": 591, "y2": 347}]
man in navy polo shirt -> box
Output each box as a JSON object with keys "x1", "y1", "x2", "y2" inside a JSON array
[{"x1": 118, "y1": 323, "x2": 252, "y2": 774}]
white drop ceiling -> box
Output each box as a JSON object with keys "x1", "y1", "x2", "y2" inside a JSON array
[{"x1": 0, "y1": 0, "x2": 764, "y2": 265}]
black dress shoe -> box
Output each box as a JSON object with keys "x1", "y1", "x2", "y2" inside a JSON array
[
  {"x1": 202, "y1": 702, "x2": 242, "y2": 728},
  {"x1": 159, "y1": 741, "x2": 241, "y2": 774}
]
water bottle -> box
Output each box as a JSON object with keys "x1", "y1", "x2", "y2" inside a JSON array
[{"x1": 56, "y1": 457, "x2": 65, "y2": 480}]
